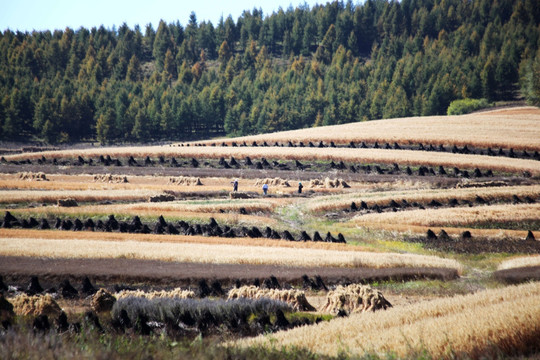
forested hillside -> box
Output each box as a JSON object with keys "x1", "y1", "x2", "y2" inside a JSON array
[{"x1": 1, "y1": 0, "x2": 539, "y2": 144}]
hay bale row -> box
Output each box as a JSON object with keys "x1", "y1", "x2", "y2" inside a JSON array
[
  {"x1": 2, "y1": 212, "x2": 346, "y2": 243},
  {"x1": 320, "y1": 284, "x2": 392, "y2": 315},
  {"x1": 254, "y1": 178, "x2": 291, "y2": 187},
  {"x1": 115, "y1": 288, "x2": 195, "y2": 300},
  {"x1": 228, "y1": 285, "x2": 315, "y2": 311},
  {"x1": 93, "y1": 174, "x2": 128, "y2": 183},
  {"x1": 168, "y1": 176, "x2": 203, "y2": 186},
  {"x1": 309, "y1": 177, "x2": 350, "y2": 189},
  {"x1": 17, "y1": 171, "x2": 48, "y2": 181}
]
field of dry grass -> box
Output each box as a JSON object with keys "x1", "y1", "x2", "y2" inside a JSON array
[
  {"x1": 0, "y1": 233, "x2": 462, "y2": 271},
  {"x1": 195, "y1": 107, "x2": 540, "y2": 150},
  {"x1": 351, "y1": 203, "x2": 540, "y2": 229},
  {"x1": 498, "y1": 255, "x2": 540, "y2": 270},
  {"x1": 305, "y1": 184, "x2": 540, "y2": 212},
  {"x1": 236, "y1": 281, "x2": 540, "y2": 358}
]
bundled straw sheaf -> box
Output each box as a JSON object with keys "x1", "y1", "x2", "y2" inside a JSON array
[
  {"x1": 168, "y1": 176, "x2": 203, "y2": 186},
  {"x1": 254, "y1": 178, "x2": 291, "y2": 187},
  {"x1": 17, "y1": 172, "x2": 48, "y2": 181},
  {"x1": 93, "y1": 173, "x2": 128, "y2": 183},
  {"x1": 115, "y1": 288, "x2": 195, "y2": 300},
  {"x1": 320, "y1": 284, "x2": 392, "y2": 314},
  {"x1": 228, "y1": 285, "x2": 315, "y2": 311},
  {"x1": 309, "y1": 178, "x2": 350, "y2": 189},
  {"x1": 10, "y1": 293, "x2": 62, "y2": 317}
]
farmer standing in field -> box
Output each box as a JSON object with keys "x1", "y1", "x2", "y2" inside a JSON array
[
  {"x1": 298, "y1": 182, "x2": 303, "y2": 194},
  {"x1": 232, "y1": 179, "x2": 239, "y2": 192},
  {"x1": 262, "y1": 183, "x2": 269, "y2": 195}
]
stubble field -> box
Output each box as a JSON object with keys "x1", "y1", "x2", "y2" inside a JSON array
[{"x1": 1, "y1": 106, "x2": 540, "y2": 359}]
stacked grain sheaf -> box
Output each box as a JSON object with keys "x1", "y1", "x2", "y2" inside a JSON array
[
  {"x1": 17, "y1": 171, "x2": 48, "y2": 181},
  {"x1": 115, "y1": 288, "x2": 195, "y2": 300},
  {"x1": 254, "y1": 178, "x2": 291, "y2": 187},
  {"x1": 309, "y1": 177, "x2": 350, "y2": 189},
  {"x1": 10, "y1": 294, "x2": 62, "y2": 317},
  {"x1": 320, "y1": 284, "x2": 392, "y2": 314},
  {"x1": 93, "y1": 174, "x2": 128, "y2": 183},
  {"x1": 168, "y1": 176, "x2": 203, "y2": 186},
  {"x1": 228, "y1": 286, "x2": 315, "y2": 311}
]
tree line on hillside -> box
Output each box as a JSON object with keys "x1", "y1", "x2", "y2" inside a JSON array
[{"x1": 0, "y1": 0, "x2": 539, "y2": 144}]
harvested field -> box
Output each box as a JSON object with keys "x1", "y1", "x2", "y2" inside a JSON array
[
  {"x1": 306, "y1": 184, "x2": 540, "y2": 213},
  {"x1": 195, "y1": 107, "x2": 540, "y2": 150},
  {"x1": 0, "y1": 236, "x2": 462, "y2": 271},
  {"x1": 0, "y1": 256, "x2": 459, "y2": 288},
  {"x1": 352, "y1": 203, "x2": 540, "y2": 230},
  {"x1": 5, "y1": 147, "x2": 540, "y2": 175},
  {"x1": 236, "y1": 281, "x2": 540, "y2": 358}
]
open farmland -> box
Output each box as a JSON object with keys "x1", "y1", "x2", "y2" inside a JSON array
[{"x1": 1, "y1": 106, "x2": 540, "y2": 359}]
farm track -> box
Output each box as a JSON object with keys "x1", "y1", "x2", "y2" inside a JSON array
[{"x1": 0, "y1": 256, "x2": 459, "y2": 288}]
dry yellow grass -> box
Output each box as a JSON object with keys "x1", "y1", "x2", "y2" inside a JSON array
[
  {"x1": 4, "y1": 147, "x2": 540, "y2": 175},
  {"x1": 352, "y1": 203, "x2": 540, "y2": 228},
  {"x1": 228, "y1": 286, "x2": 315, "y2": 311},
  {"x1": 236, "y1": 281, "x2": 540, "y2": 359},
  {"x1": 115, "y1": 288, "x2": 195, "y2": 300},
  {"x1": 198, "y1": 107, "x2": 540, "y2": 150},
  {"x1": 497, "y1": 255, "x2": 540, "y2": 270},
  {"x1": 306, "y1": 184, "x2": 540, "y2": 213},
  {"x1": 0, "y1": 234, "x2": 462, "y2": 271},
  {"x1": 0, "y1": 189, "x2": 161, "y2": 204}
]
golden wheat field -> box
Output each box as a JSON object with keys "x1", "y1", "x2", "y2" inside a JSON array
[
  {"x1": 351, "y1": 202, "x2": 540, "y2": 229},
  {"x1": 195, "y1": 107, "x2": 540, "y2": 150},
  {"x1": 236, "y1": 281, "x2": 540, "y2": 358},
  {"x1": 0, "y1": 235, "x2": 462, "y2": 270},
  {"x1": 2, "y1": 106, "x2": 540, "y2": 359}
]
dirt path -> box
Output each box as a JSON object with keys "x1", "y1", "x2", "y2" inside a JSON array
[{"x1": 0, "y1": 256, "x2": 458, "y2": 289}]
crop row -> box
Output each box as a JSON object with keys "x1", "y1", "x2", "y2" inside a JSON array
[
  {"x1": 2, "y1": 153, "x2": 525, "y2": 179},
  {"x1": 4, "y1": 146, "x2": 540, "y2": 176},
  {"x1": 351, "y1": 203, "x2": 540, "y2": 231},
  {"x1": 306, "y1": 184, "x2": 540, "y2": 213},
  {"x1": 1, "y1": 211, "x2": 346, "y2": 244},
  {"x1": 191, "y1": 139, "x2": 540, "y2": 162}
]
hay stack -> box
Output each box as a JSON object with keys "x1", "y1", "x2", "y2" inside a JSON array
[
  {"x1": 320, "y1": 284, "x2": 391, "y2": 315},
  {"x1": 228, "y1": 285, "x2": 315, "y2": 311},
  {"x1": 91, "y1": 288, "x2": 116, "y2": 313},
  {"x1": 148, "y1": 194, "x2": 175, "y2": 202},
  {"x1": 115, "y1": 288, "x2": 195, "y2": 300},
  {"x1": 309, "y1": 177, "x2": 350, "y2": 189},
  {"x1": 18, "y1": 172, "x2": 48, "y2": 181},
  {"x1": 10, "y1": 294, "x2": 62, "y2": 317},
  {"x1": 168, "y1": 176, "x2": 203, "y2": 186},
  {"x1": 93, "y1": 174, "x2": 128, "y2": 183},
  {"x1": 254, "y1": 178, "x2": 291, "y2": 187},
  {"x1": 57, "y1": 198, "x2": 78, "y2": 207}
]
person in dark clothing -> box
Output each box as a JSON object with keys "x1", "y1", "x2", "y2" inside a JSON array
[
  {"x1": 262, "y1": 183, "x2": 268, "y2": 195},
  {"x1": 298, "y1": 182, "x2": 303, "y2": 194},
  {"x1": 232, "y1": 179, "x2": 239, "y2": 192}
]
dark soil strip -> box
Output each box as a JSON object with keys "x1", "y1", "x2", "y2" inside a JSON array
[
  {"x1": 403, "y1": 236, "x2": 540, "y2": 254},
  {"x1": 493, "y1": 266, "x2": 540, "y2": 283},
  {"x1": 0, "y1": 256, "x2": 458, "y2": 289}
]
